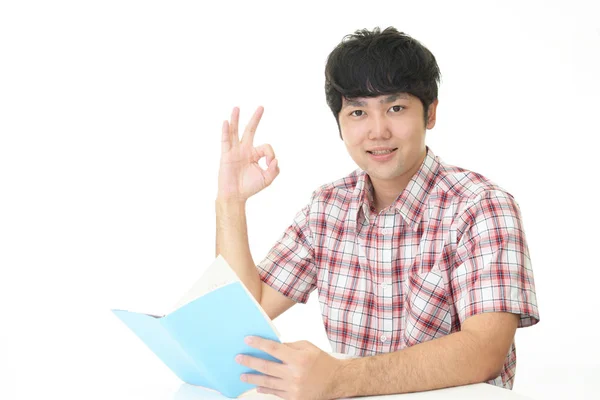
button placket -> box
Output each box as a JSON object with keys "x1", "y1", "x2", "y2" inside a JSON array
[{"x1": 376, "y1": 211, "x2": 395, "y2": 353}]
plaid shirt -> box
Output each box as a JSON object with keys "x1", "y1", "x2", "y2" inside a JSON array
[{"x1": 257, "y1": 146, "x2": 539, "y2": 389}]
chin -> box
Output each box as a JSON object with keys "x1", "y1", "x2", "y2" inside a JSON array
[
  {"x1": 366, "y1": 169, "x2": 400, "y2": 181},
  {"x1": 365, "y1": 162, "x2": 402, "y2": 176}
]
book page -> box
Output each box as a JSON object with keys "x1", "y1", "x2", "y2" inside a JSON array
[{"x1": 166, "y1": 255, "x2": 240, "y2": 315}]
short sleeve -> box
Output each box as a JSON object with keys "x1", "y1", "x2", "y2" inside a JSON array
[
  {"x1": 451, "y1": 190, "x2": 540, "y2": 328},
  {"x1": 256, "y1": 202, "x2": 317, "y2": 304}
]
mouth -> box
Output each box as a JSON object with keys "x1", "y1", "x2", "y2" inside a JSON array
[{"x1": 366, "y1": 148, "x2": 398, "y2": 155}]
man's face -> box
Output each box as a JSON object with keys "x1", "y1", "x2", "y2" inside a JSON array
[{"x1": 338, "y1": 92, "x2": 438, "y2": 184}]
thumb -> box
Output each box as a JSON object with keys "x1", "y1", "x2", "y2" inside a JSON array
[{"x1": 262, "y1": 158, "x2": 279, "y2": 186}]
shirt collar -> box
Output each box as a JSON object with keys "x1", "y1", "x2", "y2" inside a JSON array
[{"x1": 352, "y1": 146, "x2": 441, "y2": 233}]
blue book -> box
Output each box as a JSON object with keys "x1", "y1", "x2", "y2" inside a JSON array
[{"x1": 112, "y1": 255, "x2": 282, "y2": 398}]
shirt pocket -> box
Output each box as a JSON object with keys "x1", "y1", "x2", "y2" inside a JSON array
[
  {"x1": 324, "y1": 244, "x2": 369, "y2": 327},
  {"x1": 326, "y1": 259, "x2": 364, "y2": 314},
  {"x1": 403, "y1": 269, "x2": 452, "y2": 347}
]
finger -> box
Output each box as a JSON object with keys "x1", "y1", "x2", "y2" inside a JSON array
[
  {"x1": 245, "y1": 336, "x2": 293, "y2": 364},
  {"x1": 230, "y1": 107, "x2": 240, "y2": 146},
  {"x1": 241, "y1": 373, "x2": 287, "y2": 392},
  {"x1": 254, "y1": 144, "x2": 275, "y2": 166},
  {"x1": 262, "y1": 159, "x2": 279, "y2": 187},
  {"x1": 241, "y1": 106, "x2": 264, "y2": 146},
  {"x1": 221, "y1": 120, "x2": 231, "y2": 154},
  {"x1": 236, "y1": 353, "x2": 287, "y2": 378}
]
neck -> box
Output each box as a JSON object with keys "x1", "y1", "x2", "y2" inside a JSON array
[{"x1": 371, "y1": 149, "x2": 426, "y2": 212}]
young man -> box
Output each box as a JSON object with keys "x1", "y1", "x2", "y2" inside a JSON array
[{"x1": 216, "y1": 27, "x2": 539, "y2": 399}]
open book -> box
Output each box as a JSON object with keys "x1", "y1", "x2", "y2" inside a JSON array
[{"x1": 112, "y1": 255, "x2": 282, "y2": 398}]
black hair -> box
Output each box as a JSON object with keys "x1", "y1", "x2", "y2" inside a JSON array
[{"x1": 324, "y1": 27, "x2": 441, "y2": 139}]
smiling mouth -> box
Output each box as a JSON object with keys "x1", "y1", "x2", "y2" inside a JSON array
[{"x1": 367, "y1": 148, "x2": 398, "y2": 155}]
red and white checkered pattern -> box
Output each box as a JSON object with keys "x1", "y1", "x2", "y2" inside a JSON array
[{"x1": 257, "y1": 146, "x2": 539, "y2": 389}]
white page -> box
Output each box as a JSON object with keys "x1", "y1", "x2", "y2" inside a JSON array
[{"x1": 166, "y1": 255, "x2": 240, "y2": 315}]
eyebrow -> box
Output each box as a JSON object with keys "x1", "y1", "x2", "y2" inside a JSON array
[{"x1": 342, "y1": 93, "x2": 410, "y2": 109}]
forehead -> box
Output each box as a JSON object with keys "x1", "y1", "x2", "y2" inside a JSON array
[{"x1": 341, "y1": 93, "x2": 413, "y2": 108}]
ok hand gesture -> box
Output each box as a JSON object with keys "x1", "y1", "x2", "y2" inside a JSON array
[{"x1": 217, "y1": 106, "x2": 280, "y2": 202}]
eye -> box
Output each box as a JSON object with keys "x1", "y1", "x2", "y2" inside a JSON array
[
  {"x1": 350, "y1": 110, "x2": 365, "y2": 117},
  {"x1": 390, "y1": 105, "x2": 404, "y2": 113}
]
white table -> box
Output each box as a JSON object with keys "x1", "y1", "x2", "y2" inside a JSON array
[{"x1": 174, "y1": 381, "x2": 534, "y2": 399}]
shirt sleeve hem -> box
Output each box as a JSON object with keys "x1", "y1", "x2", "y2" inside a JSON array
[
  {"x1": 257, "y1": 264, "x2": 312, "y2": 304},
  {"x1": 460, "y1": 304, "x2": 540, "y2": 328}
]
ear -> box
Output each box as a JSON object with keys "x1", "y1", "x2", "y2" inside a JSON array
[{"x1": 426, "y1": 99, "x2": 439, "y2": 129}]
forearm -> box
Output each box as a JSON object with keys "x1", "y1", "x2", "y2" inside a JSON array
[
  {"x1": 333, "y1": 330, "x2": 500, "y2": 398},
  {"x1": 215, "y1": 199, "x2": 262, "y2": 303}
]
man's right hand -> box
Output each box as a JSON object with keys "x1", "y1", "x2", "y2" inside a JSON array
[{"x1": 217, "y1": 106, "x2": 280, "y2": 203}]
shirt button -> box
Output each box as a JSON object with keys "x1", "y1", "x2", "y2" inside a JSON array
[
  {"x1": 381, "y1": 283, "x2": 390, "y2": 291},
  {"x1": 382, "y1": 228, "x2": 390, "y2": 235},
  {"x1": 380, "y1": 335, "x2": 387, "y2": 343}
]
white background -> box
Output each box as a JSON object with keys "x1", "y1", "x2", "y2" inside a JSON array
[{"x1": 1, "y1": 0, "x2": 599, "y2": 399}]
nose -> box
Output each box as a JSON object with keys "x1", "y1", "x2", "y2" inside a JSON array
[{"x1": 367, "y1": 114, "x2": 392, "y2": 140}]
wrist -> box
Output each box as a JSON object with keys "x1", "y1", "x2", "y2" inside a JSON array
[
  {"x1": 329, "y1": 358, "x2": 360, "y2": 399},
  {"x1": 215, "y1": 196, "x2": 247, "y2": 208}
]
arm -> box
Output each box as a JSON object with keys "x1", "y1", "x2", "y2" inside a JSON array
[
  {"x1": 236, "y1": 312, "x2": 518, "y2": 399},
  {"x1": 215, "y1": 199, "x2": 296, "y2": 320},
  {"x1": 215, "y1": 199, "x2": 262, "y2": 303},
  {"x1": 215, "y1": 106, "x2": 296, "y2": 320},
  {"x1": 333, "y1": 312, "x2": 519, "y2": 397}
]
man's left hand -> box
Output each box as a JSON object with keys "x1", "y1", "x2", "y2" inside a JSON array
[{"x1": 236, "y1": 336, "x2": 344, "y2": 400}]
